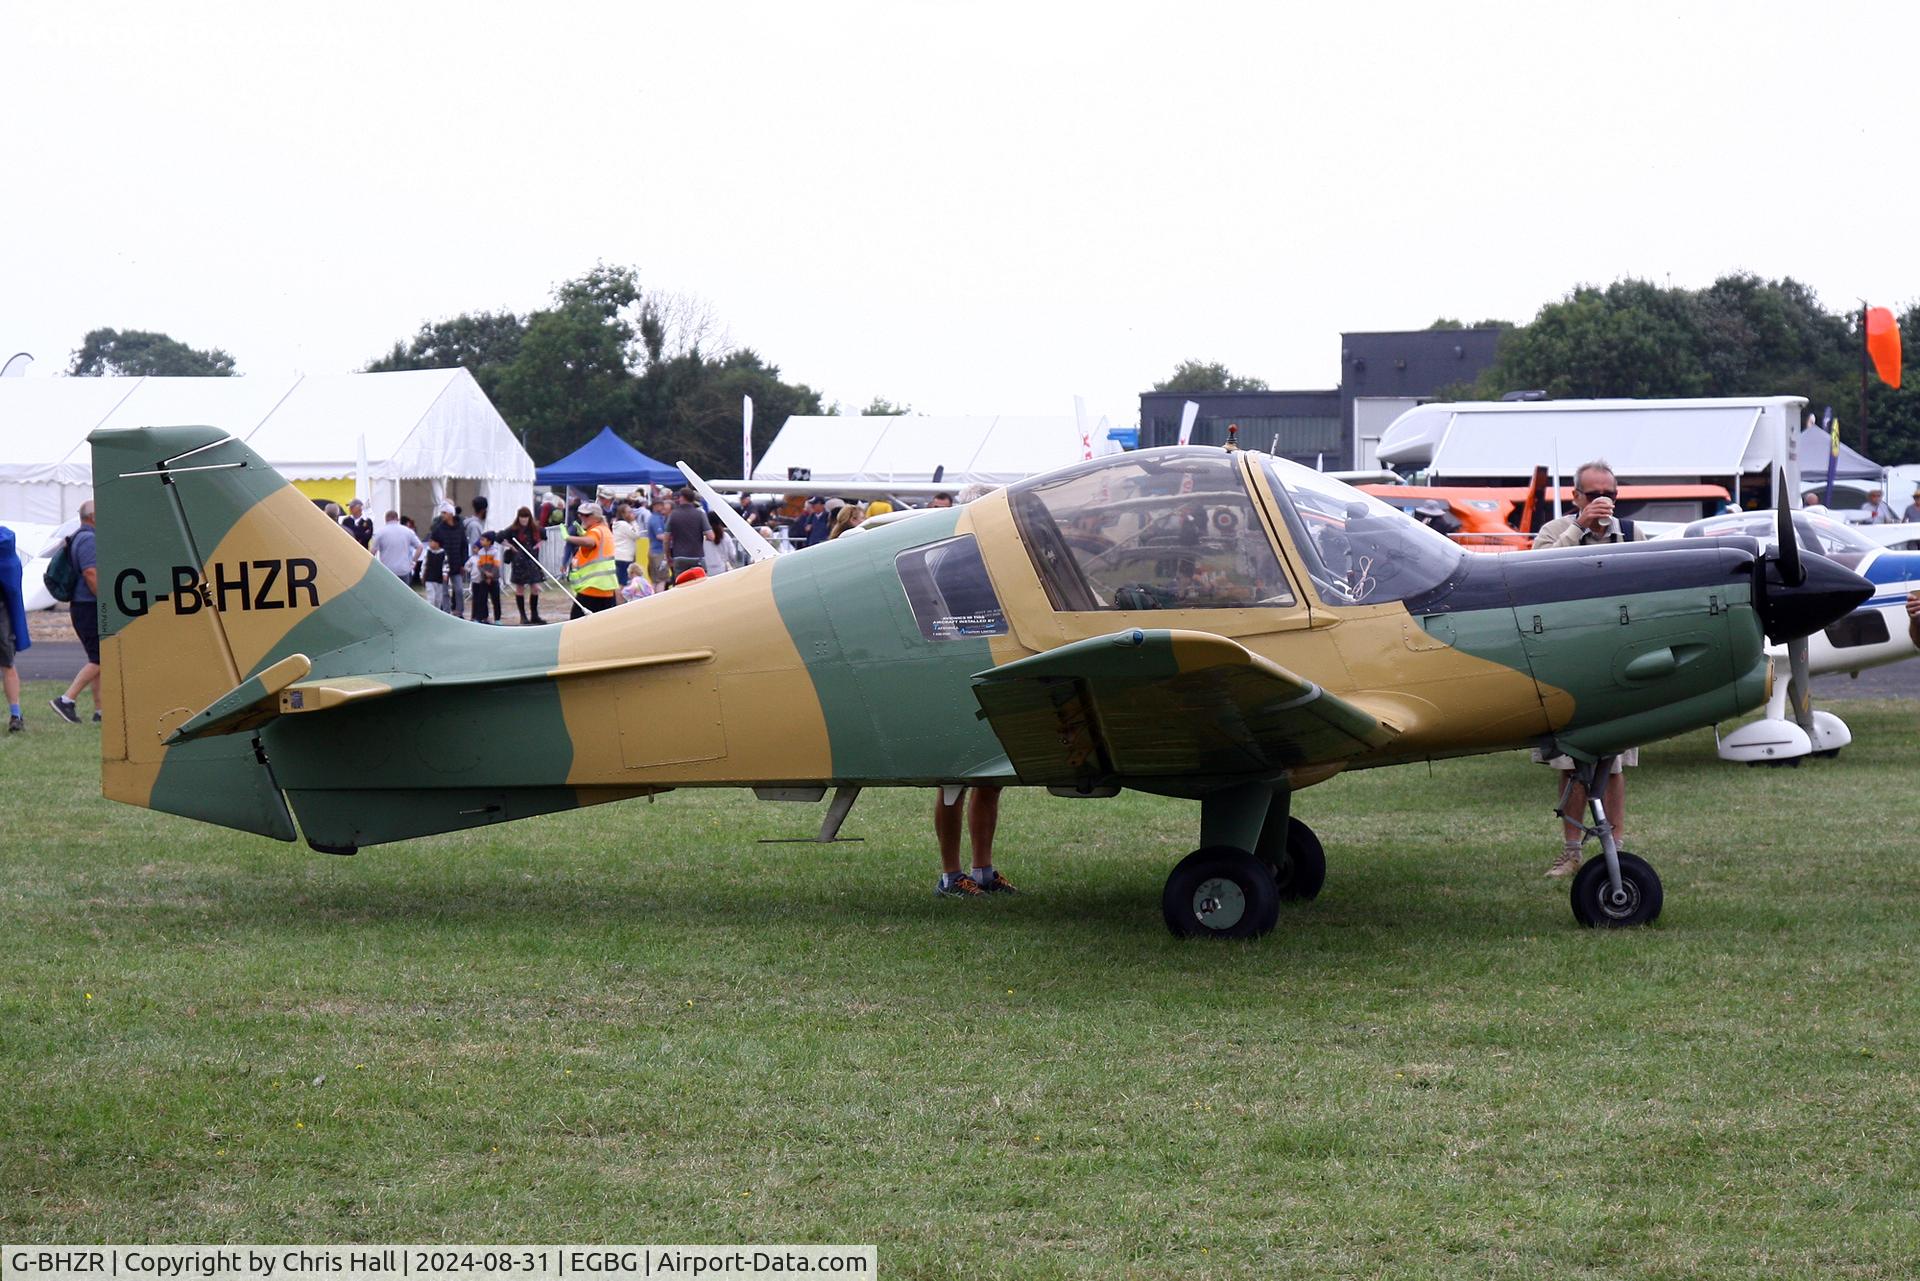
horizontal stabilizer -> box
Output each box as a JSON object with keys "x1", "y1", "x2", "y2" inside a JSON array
[
  {"x1": 168, "y1": 647, "x2": 714, "y2": 744},
  {"x1": 165, "y1": 654, "x2": 313, "y2": 744},
  {"x1": 972, "y1": 628, "x2": 1397, "y2": 788}
]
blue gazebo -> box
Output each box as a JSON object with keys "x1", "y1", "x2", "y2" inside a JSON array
[{"x1": 536, "y1": 427, "x2": 686, "y2": 489}]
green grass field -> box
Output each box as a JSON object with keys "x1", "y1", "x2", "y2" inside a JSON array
[{"x1": 4, "y1": 678, "x2": 1918, "y2": 1278}]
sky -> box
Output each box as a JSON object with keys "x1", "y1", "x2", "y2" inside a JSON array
[{"x1": 5, "y1": 0, "x2": 1916, "y2": 432}]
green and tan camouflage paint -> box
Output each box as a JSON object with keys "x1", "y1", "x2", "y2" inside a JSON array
[{"x1": 91, "y1": 427, "x2": 1770, "y2": 853}]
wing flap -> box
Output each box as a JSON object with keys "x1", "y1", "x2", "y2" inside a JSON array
[{"x1": 971, "y1": 629, "x2": 1396, "y2": 788}]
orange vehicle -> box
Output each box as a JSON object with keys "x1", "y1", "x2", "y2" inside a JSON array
[{"x1": 1359, "y1": 472, "x2": 1732, "y2": 552}]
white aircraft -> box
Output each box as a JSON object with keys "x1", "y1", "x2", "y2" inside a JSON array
[{"x1": 1660, "y1": 509, "x2": 1920, "y2": 764}]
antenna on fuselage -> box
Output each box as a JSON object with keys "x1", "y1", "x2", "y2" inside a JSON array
[{"x1": 1551, "y1": 440, "x2": 1564, "y2": 520}]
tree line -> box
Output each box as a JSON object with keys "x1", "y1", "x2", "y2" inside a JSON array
[
  {"x1": 67, "y1": 269, "x2": 1920, "y2": 470},
  {"x1": 1467, "y1": 275, "x2": 1920, "y2": 463},
  {"x1": 1154, "y1": 274, "x2": 1920, "y2": 464},
  {"x1": 365, "y1": 264, "x2": 833, "y2": 476},
  {"x1": 63, "y1": 265, "x2": 872, "y2": 478}
]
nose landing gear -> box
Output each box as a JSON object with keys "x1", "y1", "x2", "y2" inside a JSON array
[
  {"x1": 1570, "y1": 851, "x2": 1663, "y2": 927},
  {"x1": 1557, "y1": 752, "x2": 1664, "y2": 928}
]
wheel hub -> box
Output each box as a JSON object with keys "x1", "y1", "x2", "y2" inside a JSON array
[
  {"x1": 1597, "y1": 879, "x2": 1642, "y2": 919},
  {"x1": 1192, "y1": 877, "x2": 1246, "y2": 929}
]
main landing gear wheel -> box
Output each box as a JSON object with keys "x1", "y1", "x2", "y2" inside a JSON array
[
  {"x1": 1162, "y1": 847, "x2": 1280, "y2": 940},
  {"x1": 1256, "y1": 816, "x2": 1327, "y2": 902},
  {"x1": 1569, "y1": 852, "x2": 1664, "y2": 928}
]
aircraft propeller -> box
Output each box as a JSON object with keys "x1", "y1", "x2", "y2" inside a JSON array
[
  {"x1": 1772, "y1": 470, "x2": 1813, "y2": 731},
  {"x1": 1774, "y1": 468, "x2": 1804, "y2": 589},
  {"x1": 1748, "y1": 467, "x2": 1872, "y2": 737}
]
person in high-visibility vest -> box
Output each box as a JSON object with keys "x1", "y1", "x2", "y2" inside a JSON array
[{"x1": 563, "y1": 501, "x2": 619, "y2": 617}]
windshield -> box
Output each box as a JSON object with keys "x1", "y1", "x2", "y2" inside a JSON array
[
  {"x1": 1007, "y1": 448, "x2": 1296, "y2": 610},
  {"x1": 1681, "y1": 511, "x2": 1877, "y2": 568},
  {"x1": 1260, "y1": 457, "x2": 1465, "y2": 605}
]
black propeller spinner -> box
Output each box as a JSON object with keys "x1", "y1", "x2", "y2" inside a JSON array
[{"x1": 1753, "y1": 468, "x2": 1870, "y2": 644}]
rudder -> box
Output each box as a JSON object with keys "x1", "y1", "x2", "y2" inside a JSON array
[{"x1": 90, "y1": 425, "x2": 444, "y2": 839}]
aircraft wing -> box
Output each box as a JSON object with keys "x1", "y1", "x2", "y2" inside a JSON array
[
  {"x1": 971, "y1": 629, "x2": 1398, "y2": 788},
  {"x1": 703, "y1": 478, "x2": 969, "y2": 500}
]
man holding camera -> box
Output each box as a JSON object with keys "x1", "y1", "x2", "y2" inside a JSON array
[
  {"x1": 1530, "y1": 461, "x2": 1643, "y2": 876},
  {"x1": 1532, "y1": 461, "x2": 1644, "y2": 550}
]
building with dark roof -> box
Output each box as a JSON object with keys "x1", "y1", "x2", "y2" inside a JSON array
[{"x1": 1139, "y1": 326, "x2": 1503, "y2": 468}]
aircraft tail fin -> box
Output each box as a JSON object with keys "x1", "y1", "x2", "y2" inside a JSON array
[{"x1": 89, "y1": 425, "x2": 447, "y2": 839}]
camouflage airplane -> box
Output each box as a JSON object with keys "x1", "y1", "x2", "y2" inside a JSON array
[{"x1": 92, "y1": 426, "x2": 1870, "y2": 937}]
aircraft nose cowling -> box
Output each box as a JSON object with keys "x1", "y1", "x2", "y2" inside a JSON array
[{"x1": 1756, "y1": 550, "x2": 1875, "y2": 643}]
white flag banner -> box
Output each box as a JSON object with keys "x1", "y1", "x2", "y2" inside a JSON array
[{"x1": 742, "y1": 395, "x2": 754, "y2": 479}]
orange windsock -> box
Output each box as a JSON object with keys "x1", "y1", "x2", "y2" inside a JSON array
[{"x1": 1867, "y1": 306, "x2": 1902, "y2": 388}]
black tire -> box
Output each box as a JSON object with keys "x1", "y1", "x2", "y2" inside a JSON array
[
  {"x1": 1570, "y1": 852, "x2": 1663, "y2": 928},
  {"x1": 1815, "y1": 749, "x2": 1841, "y2": 760},
  {"x1": 1256, "y1": 815, "x2": 1327, "y2": 902},
  {"x1": 1162, "y1": 846, "x2": 1281, "y2": 940}
]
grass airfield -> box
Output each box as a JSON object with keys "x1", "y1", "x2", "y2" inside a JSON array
[{"x1": 4, "y1": 678, "x2": 1919, "y2": 1278}]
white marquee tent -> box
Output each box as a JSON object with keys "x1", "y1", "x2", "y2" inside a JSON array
[
  {"x1": 0, "y1": 369, "x2": 534, "y2": 525},
  {"x1": 749, "y1": 414, "x2": 1123, "y2": 489},
  {"x1": 1376, "y1": 397, "x2": 1807, "y2": 487}
]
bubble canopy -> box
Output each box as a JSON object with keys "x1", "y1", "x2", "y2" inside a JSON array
[
  {"x1": 1260, "y1": 454, "x2": 1464, "y2": 605},
  {"x1": 1004, "y1": 447, "x2": 1464, "y2": 610}
]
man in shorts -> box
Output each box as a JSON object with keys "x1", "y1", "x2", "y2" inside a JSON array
[
  {"x1": 1532, "y1": 745, "x2": 1635, "y2": 877},
  {"x1": 49, "y1": 500, "x2": 101, "y2": 725},
  {"x1": 933, "y1": 785, "x2": 1017, "y2": 897},
  {"x1": 1531, "y1": 461, "x2": 1638, "y2": 875}
]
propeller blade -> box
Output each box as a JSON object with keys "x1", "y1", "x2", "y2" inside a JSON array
[
  {"x1": 1787, "y1": 636, "x2": 1814, "y2": 732},
  {"x1": 1775, "y1": 466, "x2": 1804, "y2": 587},
  {"x1": 1178, "y1": 401, "x2": 1199, "y2": 447}
]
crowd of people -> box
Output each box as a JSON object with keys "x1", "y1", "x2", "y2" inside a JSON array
[{"x1": 319, "y1": 484, "x2": 951, "y2": 625}]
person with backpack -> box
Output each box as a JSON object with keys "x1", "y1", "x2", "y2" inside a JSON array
[
  {"x1": 0, "y1": 523, "x2": 30, "y2": 732},
  {"x1": 48, "y1": 500, "x2": 101, "y2": 725}
]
